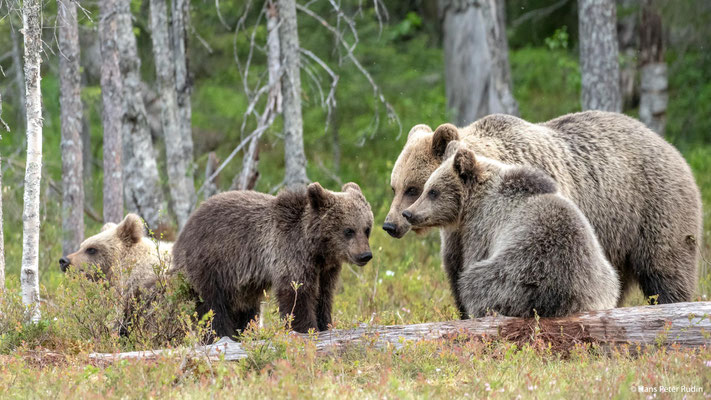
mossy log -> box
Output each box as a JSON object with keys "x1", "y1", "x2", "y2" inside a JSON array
[{"x1": 90, "y1": 301, "x2": 711, "y2": 362}]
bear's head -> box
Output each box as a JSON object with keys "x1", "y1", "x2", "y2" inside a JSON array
[
  {"x1": 401, "y1": 142, "x2": 488, "y2": 229},
  {"x1": 384, "y1": 123, "x2": 460, "y2": 238},
  {"x1": 59, "y1": 214, "x2": 146, "y2": 281},
  {"x1": 307, "y1": 182, "x2": 374, "y2": 267}
]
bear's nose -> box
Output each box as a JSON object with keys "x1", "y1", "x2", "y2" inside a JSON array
[
  {"x1": 59, "y1": 257, "x2": 70, "y2": 272},
  {"x1": 401, "y1": 210, "x2": 414, "y2": 222},
  {"x1": 356, "y1": 252, "x2": 373, "y2": 265},
  {"x1": 382, "y1": 222, "x2": 397, "y2": 236}
]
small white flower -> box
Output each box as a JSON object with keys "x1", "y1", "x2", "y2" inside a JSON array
[
  {"x1": 485, "y1": 383, "x2": 491, "y2": 392},
  {"x1": 385, "y1": 270, "x2": 395, "y2": 277},
  {"x1": 705, "y1": 360, "x2": 711, "y2": 367}
]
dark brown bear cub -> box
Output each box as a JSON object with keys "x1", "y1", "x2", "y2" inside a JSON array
[{"x1": 174, "y1": 182, "x2": 374, "y2": 337}]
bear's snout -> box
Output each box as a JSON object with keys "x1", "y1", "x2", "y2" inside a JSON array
[
  {"x1": 59, "y1": 257, "x2": 70, "y2": 272},
  {"x1": 355, "y1": 252, "x2": 373, "y2": 266},
  {"x1": 401, "y1": 210, "x2": 415, "y2": 223}
]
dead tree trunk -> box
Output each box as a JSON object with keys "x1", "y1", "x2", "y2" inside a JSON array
[
  {"x1": 171, "y1": 0, "x2": 195, "y2": 166},
  {"x1": 579, "y1": 0, "x2": 622, "y2": 112},
  {"x1": 439, "y1": 0, "x2": 518, "y2": 126},
  {"x1": 233, "y1": 1, "x2": 282, "y2": 191},
  {"x1": 21, "y1": 0, "x2": 43, "y2": 322},
  {"x1": 150, "y1": 0, "x2": 196, "y2": 230},
  {"x1": 278, "y1": 0, "x2": 309, "y2": 189},
  {"x1": 58, "y1": 0, "x2": 85, "y2": 255},
  {"x1": 90, "y1": 302, "x2": 711, "y2": 361},
  {"x1": 617, "y1": 0, "x2": 638, "y2": 110},
  {"x1": 638, "y1": 0, "x2": 667, "y2": 136},
  {"x1": 100, "y1": 0, "x2": 125, "y2": 223},
  {"x1": 203, "y1": 152, "x2": 219, "y2": 198},
  {"x1": 116, "y1": 0, "x2": 166, "y2": 229}
]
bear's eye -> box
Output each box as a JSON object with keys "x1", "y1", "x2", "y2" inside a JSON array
[
  {"x1": 344, "y1": 228, "x2": 355, "y2": 239},
  {"x1": 404, "y1": 187, "x2": 420, "y2": 197},
  {"x1": 428, "y1": 189, "x2": 440, "y2": 200},
  {"x1": 85, "y1": 247, "x2": 98, "y2": 256},
  {"x1": 365, "y1": 227, "x2": 371, "y2": 237}
]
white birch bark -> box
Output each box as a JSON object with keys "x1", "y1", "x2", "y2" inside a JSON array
[
  {"x1": 439, "y1": 0, "x2": 518, "y2": 126},
  {"x1": 150, "y1": 0, "x2": 196, "y2": 230},
  {"x1": 58, "y1": 0, "x2": 85, "y2": 255},
  {"x1": 579, "y1": 0, "x2": 622, "y2": 112},
  {"x1": 21, "y1": 0, "x2": 43, "y2": 321},
  {"x1": 171, "y1": 0, "x2": 195, "y2": 165},
  {"x1": 116, "y1": 0, "x2": 166, "y2": 229},
  {"x1": 233, "y1": 2, "x2": 282, "y2": 191},
  {"x1": 100, "y1": 0, "x2": 125, "y2": 224},
  {"x1": 277, "y1": 0, "x2": 309, "y2": 188}
]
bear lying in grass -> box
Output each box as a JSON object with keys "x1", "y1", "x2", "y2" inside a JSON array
[
  {"x1": 59, "y1": 213, "x2": 174, "y2": 295},
  {"x1": 403, "y1": 142, "x2": 620, "y2": 317},
  {"x1": 173, "y1": 182, "x2": 374, "y2": 337}
]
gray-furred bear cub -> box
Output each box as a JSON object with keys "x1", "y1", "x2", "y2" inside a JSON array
[
  {"x1": 403, "y1": 142, "x2": 620, "y2": 318},
  {"x1": 173, "y1": 182, "x2": 374, "y2": 337}
]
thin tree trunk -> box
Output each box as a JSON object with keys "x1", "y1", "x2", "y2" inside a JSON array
[
  {"x1": 116, "y1": 0, "x2": 166, "y2": 229},
  {"x1": 100, "y1": 0, "x2": 124, "y2": 224},
  {"x1": 233, "y1": 2, "x2": 282, "y2": 191},
  {"x1": 0, "y1": 154, "x2": 4, "y2": 291},
  {"x1": 21, "y1": 0, "x2": 43, "y2": 322},
  {"x1": 439, "y1": 0, "x2": 518, "y2": 126},
  {"x1": 638, "y1": 0, "x2": 667, "y2": 136},
  {"x1": 277, "y1": 0, "x2": 309, "y2": 189},
  {"x1": 171, "y1": 0, "x2": 195, "y2": 165},
  {"x1": 203, "y1": 151, "x2": 219, "y2": 199},
  {"x1": 579, "y1": 0, "x2": 622, "y2": 112},
  {"x1": 91, "y1": 302, "x2": 711, "y2": 361},
  {"x1": 617, "y1": 0, "x2": 638, "y2": 110},
  {"x1": 150, "y1": 0, "x2": 196, "y2": 230},
  {"x1": 11, "y1": 27, "x2": 26, "y2": 130},
  {"x1": 58, "y1": 0, "x2": 85, "y2": 256}
]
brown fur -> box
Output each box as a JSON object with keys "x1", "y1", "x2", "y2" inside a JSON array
[
  {"x1": 59, "y1": 213, "x2": 174, "y2": 294},
  {"x1": 386, "y1": 111, "x2": 701, "y2": 313},
  {"x1": 173, "y1": 183, "x2": 374, "y2": 337},
  {"x1": 404, "y1": 144, "x2": 620, "y2": 317}
]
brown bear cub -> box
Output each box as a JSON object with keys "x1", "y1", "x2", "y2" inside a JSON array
[
  {"x1": 403, "y1": 143, "x2": 620, "y2": 318},
  {"x1": 59, "y1": 213, "x2": 174, "y2": 294},
  {"x1": 173, "y1": 182, "x2": 374, "y2": 337}
]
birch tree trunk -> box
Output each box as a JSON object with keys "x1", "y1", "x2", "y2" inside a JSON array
[
  {"x1": 203, "y1": 152, "x2": 219, "y2": 199},
  {"x1": 578, "y1": 0, "x2": 622, "y2": 112},
  {"x1": 58, "y1": 0, "x2": 85, "y2": 255},
  {"x1": 21, "y1": 0, "x2": 43, "y2": 322},
  {"x1": 150, "y1": 0, "x2": 196, "y2": 230},
  {"x1": 638, "y1": 0, "x2": 667, "y2": 136},
  {"x1": 116, "y1": 0, "x2": 166, "y2": 229},
  {"x1": 233, "y1": 2, "x2": 282, "y2": 191},
  {"x1": 0, "y1": 154, "x2": 4, "y2": 291},
  {"x1": 171, "y1": 0, "x2": 194, "y2": 165},
  {"x1": 100, "y1": 0, "x2": 124, "y2": 223},
  {"x1": 277, "y1": 0, "x2": 309, "y2": 189},
  {"x1": 439, "y1": 0, "x2": 518, "y2": 126}
]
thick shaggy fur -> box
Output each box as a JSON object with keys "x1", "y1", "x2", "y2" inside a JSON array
[
  {"x1": 386, "y1": 111, "x2": 701, "y2": 313},
  {"x1": 173, "y1": 183, "x2": 374, "y2": 337},
  {"x1": 403, "y1": 144, "x2": 620, "y2": 317},
  {"x1": 60, "y1": 213, "x2": 174, "y2": 294}
]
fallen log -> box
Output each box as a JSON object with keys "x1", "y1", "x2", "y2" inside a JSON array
[{"x1": 90, "y1": 301, "x2": 711, "y2": 362}]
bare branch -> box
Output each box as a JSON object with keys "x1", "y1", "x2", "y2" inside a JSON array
[
  {"x1": 214, "y1": 0, "x2": 232, "y2": 30},
  {"x1": 0, "y1": 93, "x2": 9, "y2": 132}
]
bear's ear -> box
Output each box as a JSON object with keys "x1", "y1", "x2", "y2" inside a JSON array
[
  {"x1": 443, "y1": 140, "x2": 462, "y2": 159},
  {"x1": 453, "y1": 148, "x2": 479, "y2": 184},
  {"x1": 342, "y1": 182, "x2": 362, "y2": 195},
  {"x1": 308, "y1": 182, "x2": 334, "y2": 211},
  {"x1": 100, "y1": 222, "x2": 117, "y2": 232},
  {"x1": 407, "y1": 124, "x2": 432, "y2": 141},
  {"x1": 116, "y1": 214, "x2": 144, "y2": 246},
  {"x1": 431, "y1": 123, "x2": 460, "y2": 160}
]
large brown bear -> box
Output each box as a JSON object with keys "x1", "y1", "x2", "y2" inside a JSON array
[
  {"x1": 59, "y1": 213, "x2": 174, "y2": 294},
  {"x1": 403, "y1": 142, "x2": 620, "y2": 317},
  {"x1": 173, "y1": 182, "x2": 374, "y2": 337},
  {"x1": 385, "y1": 111, "x2": 701, "y2": 315}
]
